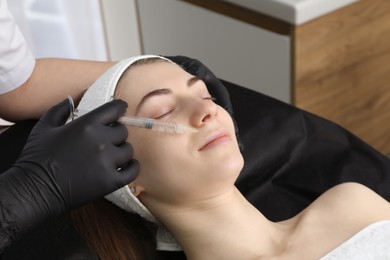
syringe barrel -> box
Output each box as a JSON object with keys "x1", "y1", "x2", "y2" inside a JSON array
[
  {"x1": 72, "y1": 109, "x2": 190, "y2": 133},
  {"x1": 119, "y1": 117, "x2": 185, "y2": 133}
]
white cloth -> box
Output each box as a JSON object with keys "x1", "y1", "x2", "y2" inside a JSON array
[
  {"x1": 77, "y1": 54, "x2": 181, "y2": 251},
  {"x1": 0, "y1": 0, "x2": 35, "y2": 94},
  {"x1": 320, "y1": 220, "x2": 390, "y2": 259}
]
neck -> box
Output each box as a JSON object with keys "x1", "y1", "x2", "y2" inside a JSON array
[{"x1": 153, "y1": 188, "x2": 291, "y2": 260}]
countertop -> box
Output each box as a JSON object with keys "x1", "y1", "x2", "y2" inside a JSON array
[{"x1": 222, "y1": 0, "x2": 359, "y2": 25}]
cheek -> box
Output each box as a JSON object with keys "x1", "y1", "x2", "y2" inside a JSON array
[
  {"x1": 126, "y1": 129, "x2": 185, "y2": 180},
  {"x1": 127, "y1": 130, "x2": 198, "y2": 200},
  {"x1": 127, "y1": 128, "x2": 168, "y2": 163}
]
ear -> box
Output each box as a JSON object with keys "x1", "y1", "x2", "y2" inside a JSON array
[{"x1": 127, "y1": 182, "x2": 145, "y2": 197}]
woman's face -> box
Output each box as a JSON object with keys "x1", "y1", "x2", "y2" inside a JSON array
[{"x1": 115, "y1": 60, "x2": 244, "y2": 207}]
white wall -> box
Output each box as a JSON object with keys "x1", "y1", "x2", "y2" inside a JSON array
[{"x1": 99, "y1": 0, "x2": 142, "y2": 61}]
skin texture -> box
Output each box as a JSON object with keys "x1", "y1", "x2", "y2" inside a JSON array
[{"x1": 113, "y1": 60, "x2": 390, "y2": 260}]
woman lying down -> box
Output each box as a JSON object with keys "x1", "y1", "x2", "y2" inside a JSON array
[{"x1": 72, "y1": 55, "x2": 390, "y2": 259}]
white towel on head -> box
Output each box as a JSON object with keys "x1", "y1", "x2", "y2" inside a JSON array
[
  {"x1": 77, "y1": 54, "x2": 181, "y2": 251},
  {"x1": 77, "y1": 54, "x2": 172, "y2": 113}
]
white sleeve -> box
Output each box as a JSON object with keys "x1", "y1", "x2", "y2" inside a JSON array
[{"x1": 0, "y1": 0, "x2": 35, "y2": 95}]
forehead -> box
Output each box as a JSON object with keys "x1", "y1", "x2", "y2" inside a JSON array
[{"x1": 114, "y1": 61, "x2": 189, "y2": 108}]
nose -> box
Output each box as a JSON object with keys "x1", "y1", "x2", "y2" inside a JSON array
[{"x1": 189, "y1": 98, "x2": 218, "y2": 128}]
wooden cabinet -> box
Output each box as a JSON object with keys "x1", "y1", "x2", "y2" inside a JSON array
[{"x1": 293, "y1": 0, "x2": 390, "y2": 154}]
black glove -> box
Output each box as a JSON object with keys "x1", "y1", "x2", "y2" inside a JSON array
[
  {"x1": 0, "y1": 98, "x2": 139, "y2": 252},
  {"x1": 166, "y1": 55, "x2": 242, "y2": 150}
]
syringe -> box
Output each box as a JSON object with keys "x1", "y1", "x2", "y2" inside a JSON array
[
  {"x1": 118, "y1": 116, "x2": 198, "y2": 133},
  {"x1": 72, "y1": 109, "x2": 197, "y2": 134}
]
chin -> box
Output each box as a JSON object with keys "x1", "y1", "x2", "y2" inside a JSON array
[
  {"x1": 219, "y1": 152, "x2": 244, "y2": 177},
  {"x1": 232, "y1": 155, "x2": 245, "y2": 173}
]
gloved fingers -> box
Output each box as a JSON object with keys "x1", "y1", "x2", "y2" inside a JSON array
[
  {"x1": 164, "y1": 55, "x2": 188, "y2": 66},
  {"x1": 112, "y1": 142, "x2": 134, "y2": 168},
  {"x1": 166, "y1": 55, "x2": 204, "y2": 76},
  {"x1": 116, "y1": 159, "x2": 140, "y2": 186},
  {"x1": 39, "y1": 98, "x2": 72, "y2": 127},
  {"x1": 82, "y1": 99, "x2": 128, "y2": 125},
  {"x1": 101, "y1": 123, "x2": 128, "y2": 145}
]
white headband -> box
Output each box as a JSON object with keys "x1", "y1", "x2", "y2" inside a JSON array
[
  {"x1": 77, "y1": 54, "x2": 172, "y2": 112},
  {"x1": 77, "y1": 55, "x2": 180, "y2": 251}
]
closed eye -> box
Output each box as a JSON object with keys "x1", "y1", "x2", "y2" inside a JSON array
[{"x1": 154, "y1": 109, "x2": 175, "y2": 120}]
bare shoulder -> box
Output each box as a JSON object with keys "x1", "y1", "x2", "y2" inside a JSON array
[
  {"x1": 313, "y1": 182, "x2": 390, "y2": 221},
  {"x1": 288, "y1": 182, "x2": 390, "y2": 258},
  {"x1": 323, "y1": 182, "x2": 386, "y2": 202}
]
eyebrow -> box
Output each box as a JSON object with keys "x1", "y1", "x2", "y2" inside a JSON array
[{"x1": 135, "y1": 76, "x2": 201, "y2": 115}]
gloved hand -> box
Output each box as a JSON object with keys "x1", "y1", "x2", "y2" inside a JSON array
[
  {"x1": 0, "y1": 98, "x2": 139, "y2": 252},
  {"x1": 166, "y1": 55, "x2": 242, "y2": 149}
]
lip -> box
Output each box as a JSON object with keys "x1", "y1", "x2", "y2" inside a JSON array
[{"x1": 198, "y1": 129, "x2": 231, "y2": 151}]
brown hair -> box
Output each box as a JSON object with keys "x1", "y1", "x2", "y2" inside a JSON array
[{"x1": 71, "y1": 199, "x2": 156, "y2": 260}]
